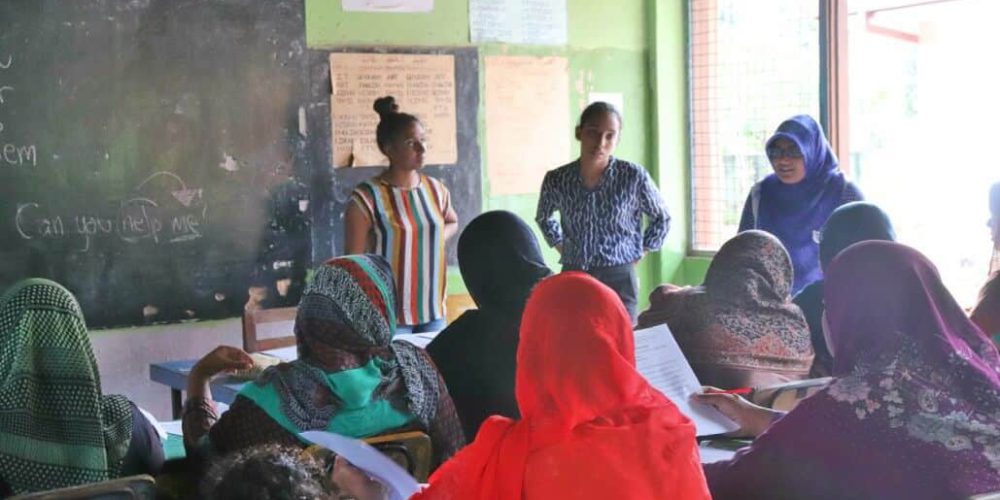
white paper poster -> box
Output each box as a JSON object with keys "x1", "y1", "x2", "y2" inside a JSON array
[
  {"x1": 469, "y1": 0, "x2": 567, "y2": 46},
  {"x1": 342, "y1": 0, "x2": 433, "y2": 12}
]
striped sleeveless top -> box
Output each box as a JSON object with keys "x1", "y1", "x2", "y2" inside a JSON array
[{"x1": 351, "y1": 175, "x2": 450, "y2": 326}]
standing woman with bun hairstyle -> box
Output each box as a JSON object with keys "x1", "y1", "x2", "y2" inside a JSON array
[{"x1": 345, "y1": 96, "x2": 459, "y2": 334}]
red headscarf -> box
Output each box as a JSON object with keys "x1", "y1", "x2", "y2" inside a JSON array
[{"x1": 415, "y1": 272, "x2": 709, "y2": 500}]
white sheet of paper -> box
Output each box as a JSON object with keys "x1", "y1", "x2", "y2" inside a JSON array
[
  {"x1": 261, "y1": 346, "x2": 298, "y2": 362},
  {"x1": 469, "y1": 0, "x2": 567, "y2": 45},
  {"x1": 698, "y1": 443, "x2": 738, "y2": 464},
  {"x1": 633, "y1": 324, "x2": 739, "y2": 436},
  {"x1": 342, "y1": 0, "x2": 433, "y2": 12},
  {"x1": 300, "y1": 431, "x2": 420, "y2": 500},
  {"x1": 161, "y1": 419, "x2": 184, "y2": 437},
  {"x1": 393, "y1": 331, "x2": 439, "y2": 349}
]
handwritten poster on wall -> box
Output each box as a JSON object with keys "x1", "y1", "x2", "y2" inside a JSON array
[
  {"x1": 329, "y1": 53, "x2": 457, "y2": 168},
  {"x1": 485, "y1": 56, "x2": 570, "y2": 195},
  {"x1": 470, "y1": 0, "x2": 567, "y2": 46},
  {"x1": 342, "y1": 0, "x2": 433, "y2": 13}
]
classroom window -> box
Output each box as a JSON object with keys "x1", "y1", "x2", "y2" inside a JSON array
[
  {"x1": 688, "y1": 0, "x2": 822, "y2": 252},
  {"x1": 845, "y1": 0, "x2": 999, "y2": 305}
]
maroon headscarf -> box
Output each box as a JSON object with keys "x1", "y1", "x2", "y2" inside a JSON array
[{"x1": 705, "y1": 241, "x2": 1000, "y2": 500}]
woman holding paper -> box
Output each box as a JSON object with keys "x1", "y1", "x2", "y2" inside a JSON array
[
  {"x1": 412, "y1": 272, "x2": 710, "y2": 499},
  {"x1": 696, "y1": 242, "x2": 1000, "y2": 499},
  {"x1": 182, "y1": 256, "x2": 464, "y2": 466},
  {"x1": 637, "y1": 230, "x2": 813, "y2": 390}
]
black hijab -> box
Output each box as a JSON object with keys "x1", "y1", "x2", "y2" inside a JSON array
[
  {"x1": 427, "y1": 211, "x2": 552, "y2": 438},
  {"x1": 794, "y1": 201, "x2": 896, "y2": 376}
]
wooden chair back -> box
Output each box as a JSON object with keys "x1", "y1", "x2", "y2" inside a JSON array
[
  {"x1": 242, "y1": 306, "x2": 297, "y2": 353},
  {"x1": 363, "y1": 431, "x2": 433, "y2": 483}
]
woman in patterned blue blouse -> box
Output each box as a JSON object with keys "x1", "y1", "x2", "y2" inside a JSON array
[{"x1": 535, "y1": 102, "x2": 670, "y2": 322}]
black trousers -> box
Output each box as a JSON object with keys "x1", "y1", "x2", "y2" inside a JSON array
[{"x1": 564, "y1": 262, "x2": 638, "y2": 324}]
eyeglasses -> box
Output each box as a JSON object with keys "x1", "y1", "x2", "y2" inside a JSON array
[{"x1": 766, "y1": 146, "x2": 803, "y2": 159}]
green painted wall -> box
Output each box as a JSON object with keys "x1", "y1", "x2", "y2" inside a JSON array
[{"x1": 306, "y1": 0, "x2": 701, "y2": 305}]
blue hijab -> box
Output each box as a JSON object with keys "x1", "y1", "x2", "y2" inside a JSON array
[{"x1": 758, "y1": 115, "x2": 847, "y2": 292}]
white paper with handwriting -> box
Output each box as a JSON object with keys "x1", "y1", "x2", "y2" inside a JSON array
[{"x1": 633, "y1": 324, "x2": 739, "y2": 436}]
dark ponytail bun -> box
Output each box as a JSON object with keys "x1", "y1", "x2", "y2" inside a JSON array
[
  {"x1": 373, "y1": 96, "x2": 400, "y2": 118},
  {"x1": 373, "y1": 96, "x2": 420, "y2": 152}
]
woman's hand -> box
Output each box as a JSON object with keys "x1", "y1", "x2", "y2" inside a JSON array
[
  {"x1": 191, "y1": 345, "x2": 254, "y2": 381},
  {"x1": 691, "y1": 387, "x2": 784, "y2": 439},
  {"x1": 332, "y1": 456, "x2": 387, "y2": 500}
]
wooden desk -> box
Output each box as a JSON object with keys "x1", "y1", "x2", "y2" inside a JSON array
[{"x1": 149, "y1": 359, "x2": 246, "y2": 419}]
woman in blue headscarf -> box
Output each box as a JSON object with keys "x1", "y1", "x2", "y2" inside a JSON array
[{"x1": 738, "y1": 115, "x2": 863, "y2": 294}]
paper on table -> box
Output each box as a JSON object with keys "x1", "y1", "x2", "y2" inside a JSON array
[
  {"x1": 393, "y1": 331, "x2": 440, "y2": 349},
  {"x1": 698, "y1": 443, "x2": 738, "y2": 464},
  {"x1": 161, "y1": 420, "x2": 184, "y2": 437},
  {"x1": 300, "y1": 431, "x2": 420, "y2": 500},
  {"x1": 261, "y1": 346, "x2": 298, "y2": 362},
  {"x1": 633, "y1": 324, "x2": 739, "y2": 436}
]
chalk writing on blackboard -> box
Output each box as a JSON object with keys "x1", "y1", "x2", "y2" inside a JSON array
[
  {"x1": 0, "y1": 54, "x2": 35, "y2": 166},
  {"x1": 14, "y1": 171, "x2": 207, "y2": 251}
]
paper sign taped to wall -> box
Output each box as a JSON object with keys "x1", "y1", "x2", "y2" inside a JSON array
[
  {"x1": 342, "y1": 0, "x2": 433, "y2": 12},
  {"x1": 329, "y1": 53, "x2": 457, "y2": 168},
  {"x1": 470, "y1": 0, "x2": 567, "y2": 45},
  {"x1": 484, "y1": 55, "x2": 570, "y2": 195}
]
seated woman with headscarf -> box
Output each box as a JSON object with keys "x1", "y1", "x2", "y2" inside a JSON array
[
  {"x1": 972, "y1": 181, "x2": 1000, "y2": 342},
  {"x1": 697, "y1": 241, "x2": 1000, "y2": 499},
  {"x1": 413, "y1": 272, "x2": 710, "y2": 499},
  {"x1": 793, "y1": 201, "x2": 896, "y2": 377},
  {"x1": 182, "y1": 255, "x2": 464, "y2": 466},
  {"x1": 426, "y1": 211, "x2": 551, "y2": 440},
  {"x1": 0, "y1": 279, "x2": 164, "y2": 496},
  {"x1": 638, "y1": 230, "x2": 813, "y2": 390},
  {"x1": 738, "y1": 115, "x2": 863, "y2": 295}
]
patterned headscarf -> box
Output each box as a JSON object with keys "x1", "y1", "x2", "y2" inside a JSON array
[
  {"x1": 707, "y1": 230, "x2": 812, "y2": 373},
  {"x1": 0, "y1": 279, "x2": 133, "y2": 495},
  {"x1": 758, "y1": 115, "x2": 848, "y2": 292},
  {"x1": 240, "y1": 255, "x2": 440, "y2": 439},
  {"x1": 705, "y1": 242, "x2": 1000, "y2": 498}
]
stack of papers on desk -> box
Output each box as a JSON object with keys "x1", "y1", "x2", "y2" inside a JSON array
[{"x1": 633, "y1": 324, "x2": 739, "y2": 437}]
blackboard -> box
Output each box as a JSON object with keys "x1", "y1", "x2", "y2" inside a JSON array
[
  {"x1": 305, "y1": 47, "x2": 482, "y2": 266},
  {"x1": 0, "y1": 0, "x2": 311, "y2": 328},
  {"x1": 0, "y1": 3, "x2": 483, "y2": 329}
]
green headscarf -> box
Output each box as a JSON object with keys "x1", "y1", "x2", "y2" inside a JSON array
[{"x1": 0, "y1": 279, "x2": 133, "y2": 494}]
